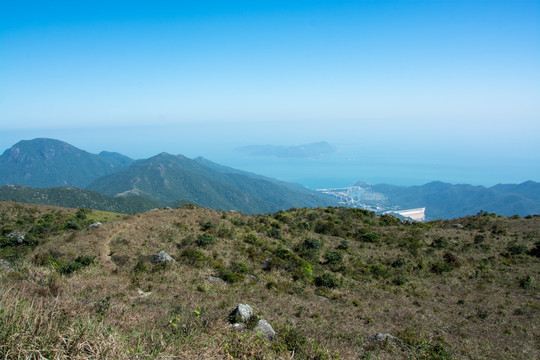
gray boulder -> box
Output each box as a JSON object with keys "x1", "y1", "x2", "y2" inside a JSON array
[
  {"x1": 255, "y1": 319, "x2": 275, "y2": 341},
  {"x1": 87, "y1": 222, "x2": 102, "y2": 230},
  {"x1": 367, "y1": 333, "x2": 397, "y2": 342},
  {"x1": 152, "y1": 251, "x2": 175, "y2": 263},
  {"x1": 229, "y1": 303, "x2": 254, "y2": 323},
  {"x1": 6, "y1": 232, "x2": 25, "y2": 244},
  {"x1": 207, "y1": 276, "x2": 225, "y2": 283}
]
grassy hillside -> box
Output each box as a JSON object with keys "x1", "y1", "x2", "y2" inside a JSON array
[
  {"x1": 0, "y1": 202, "x2": 538, "y2": 359},
  {"x1": 0, "y1": 185, "x2": 162, "y2": 214},
  {"x1": 87, "y1": 153, "x2": 338, "y2": 214}
]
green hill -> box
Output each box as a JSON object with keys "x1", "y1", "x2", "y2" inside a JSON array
[
  {"x1": 0, "y1": 202, "x2": 538, "y2": 359},
  {"x1": 0, "y1": 138, "x2": 130, "y2": 188},
  {"x1": 0, "y1": 185, "x2": 161, "y2": 214},
  {"x1": 87, "y1": 152, "x2": 338, "y2": 214},
  {"x1": 368, "y1": 181, "x2": 540, "y2": 219}
]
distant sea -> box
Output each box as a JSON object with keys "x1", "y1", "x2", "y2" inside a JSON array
[{"x1": 207, "y1": 145, "x2": 538, "y2": 189}]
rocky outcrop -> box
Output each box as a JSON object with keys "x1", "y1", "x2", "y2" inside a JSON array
[
  {"x1": 229, "y1": 304, "x2": 254, "y2": 323},
  {"x1": 255, "y1": 319, "x2": 275, "y2": 341},
  {"x1": 228, "y1": 304, "x2": 275, "y2": 341},
  {"x1": 87, "y1": 222, "x2": 102, "y2": 230},
  {"x1": 6, "y1": 232, "x2": 25, "y2": 244},
  {"x1": 152, "y1": 251, "x2": 175, "y2": 263}
]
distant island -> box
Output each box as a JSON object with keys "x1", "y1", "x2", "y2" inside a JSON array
[{"x1": 234, "y1": 141, "x2": 337, "y2": 158}]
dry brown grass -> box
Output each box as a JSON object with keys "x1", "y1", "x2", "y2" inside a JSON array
[{"x1": 1, "y1": 202, "x2": 539, "y2": 359}]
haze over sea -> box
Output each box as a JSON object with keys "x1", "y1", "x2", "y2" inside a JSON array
[{"x1": 1, "y1": 1, "x2": 539, "y2": 188}]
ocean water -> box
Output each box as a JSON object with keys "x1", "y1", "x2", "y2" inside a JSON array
[{"x1": 208, "y1": 146, "x2": 539, "y2": 189}]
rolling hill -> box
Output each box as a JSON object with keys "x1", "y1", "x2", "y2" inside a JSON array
[
  {"x1": 368, "y1": 181, "x2": 540, "y2": 219},
  {"x1": 87, "y1": 152, "x2": 337, "y2": 214},
  {"x1": 0, "y1": 138, "x2": 131, "y2": 188},
  {"x1": 0, "y1": 184, "x2": 161, "y2": 214}
]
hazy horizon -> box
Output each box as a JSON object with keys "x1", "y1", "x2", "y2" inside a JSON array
[{"x1": 1, "y1": 1, "x2": 539, "y2": 188}]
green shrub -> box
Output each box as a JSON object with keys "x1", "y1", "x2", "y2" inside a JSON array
[
  {"x1": 221, "y1": 271, "x2": 245, "y2": 284},
  {"x1": 508, "y1": 242, "x2": 528, "y2": 255},
  {"x1": 302, "y1": 238, "x2": 322, "y2": 250},
  {"x1": 367, "y1": 264, "x2": 389, "y2": 278},
  {"x1": 529, "y1": 241, "x2": 540, "y2": 257},
  {"x1": 75, "y1": 208, "x2": 89, "y2": 220},
  {"x1": 230, "y1": 261, "x2": 249, "y2": 274},
  {"x1": 275, "y1": 246, "x2": 294, "y2": 260},
  {"x1": 379, "y1": 214, "x2": 400, "y2": 226},
  {"x1": 314, "y1": 220, "x2": 341, "y2": 236},
  {"x1": 179, "y1": 248, "x2": 207, "y2": 267},
  {"x1": 267, "y1": 228, "x2": 282, "y2": 239},
  {"x1": 474, "y1": 234, "x2": 486, "y2": 244},
  {"x1": 392, "y1": 276, "x2": 408, "y2": 286},
  {"x1": 196, "y1": 234, "x2": 215, "y2": 247},
  {"x1": 336, "y1": 239, "x2": 349, "y2": 250},
  {"x1": 391, "y1": 258, "x2": 406, "y2": 268},
  {"x1": 357, "y1": 229, "x2": 380, "y2": 243},
  {"x1": 314, "y1": 272, "x2": 340, "y2": 288},
  {"x1": 323, "y1": 251, "x2": 343, "y2": 265},
  {"x1": 271, "y1": 325, "x2": 307, "y2": 354},
  {"x1": 491, "y1": 225, "x2": 507, "y2": 235},
  {"x1": 519, "y1": 275, "x2": 533, "y2": 289},
  {"x1": 58, "y1": 255, "x2": 94, "y2": 275},
  {"x1": 431, "y1": 261, "x2": 453, "y2": 274},
  {"x1": 1, "y1": 226, "x2": 14, "y2": 236},
  {"x1": 244, "y1": 233, "x2": 259, "y2": 244},
  {"x1": 200, "y1": 221, "x2": 216, "y2": 232},
  {"x1": 432, "y1": 237, "x2": 449, "y2": 248},
  {"x1": 297, "y1": 238, "x2": 322, "y2": 261},
  {"x1": 291, "y1": 261, "x2": 313, "y2": 281}
]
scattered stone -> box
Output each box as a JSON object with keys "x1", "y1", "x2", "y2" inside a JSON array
[
  {"x1": 87, "y1": 222, "x2": 102, "y2": 230},
  {"x1": 0, "y1": 259, "x2": 13, "y2": 272},
  {"x1": 6, "y1": 232, "x2": 25, "y2": 244},
  {"x1": 163, "y1": 206, "x2": 173, "y2": 210},
  {"x1": 231, "y1": 323, "x2": 245, "y2": 331},
  {"x1": 401, "y1": 219, "x2": 413, "y2": 225},
  {"x1": 453, "y1": 223, "x2": 464, "y2": 229},
  {"x1": 137, "y1": 288, "x2": 151, "y2": 297},
  {"x1": 228, "y1": 304, "x2": 276, "y2": 342},
  {"x1": 207, "y1": 276, "x2": 225, "y2": 283},
  {"x1": 367, "y1": 333, "x2": 397, "y2": 342},
  {"x1": 152, "y1": 251, "x2": 175, "y2": 263},
  {"x1": 229, "y1": 304, "x2": 254, "y2": 323},
  {"x1": 246, "y1": 274, "x2": 258, "y2": 282},
  {"x1": 255, "y1": 319, "x2": 276, "y2": 341},
  {"x1": 317, "y1": 295, "x2": 330, "y2": 302}
]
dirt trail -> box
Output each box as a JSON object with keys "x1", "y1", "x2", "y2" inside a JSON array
[{"x1": 96, "y1": 216, "x2": 142, "y2": 273}]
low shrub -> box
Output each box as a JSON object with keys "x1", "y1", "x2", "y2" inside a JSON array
[
  {"x1": 196, "y1": 234, "x2": 215, "y2": 247},
  {"x1": 323, "y1": 251, "x2": 343, "y2": 266},
  {"x1": 314, "y1": 272, "x2": 340, "y2": 288}
]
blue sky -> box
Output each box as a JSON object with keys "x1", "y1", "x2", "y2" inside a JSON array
[{"x1": 1, "y1": 0, "x2": 539, "y2": 187}]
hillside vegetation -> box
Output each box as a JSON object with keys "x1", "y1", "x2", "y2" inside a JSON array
[
  {"x1": 0, "y1": 202, "x2": 539, "y2": 359},
  {"x1": 0, "y1": 185, "x2": 162, "y2": 214},
  {"x1": 1, "y1": 139, "x2": 338, "y2": 214}
]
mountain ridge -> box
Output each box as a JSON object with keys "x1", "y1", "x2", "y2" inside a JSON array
[
  {"x1": 0, "y1": 138, "x2": 129, "y2": 188},
  {"x1": 324, "y1": 180, "x2": 540, "y2": 219}
]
